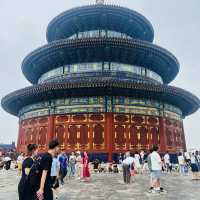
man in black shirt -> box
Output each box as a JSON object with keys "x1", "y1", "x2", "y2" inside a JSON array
[{"x1": 37, "y1": 139, "x2": 60, "y2": 200}]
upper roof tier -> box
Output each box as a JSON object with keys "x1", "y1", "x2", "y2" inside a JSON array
[
  {"x1": 22, "y1": 38, "x2": 179, "y2": 84},
  {"x1": 46, "y1": 4, "x2": 154, "y2": 42}
]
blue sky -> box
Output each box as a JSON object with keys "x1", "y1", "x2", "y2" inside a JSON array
[{"x1": 0, "y1": 0, "x2": 199, "y2": 149}]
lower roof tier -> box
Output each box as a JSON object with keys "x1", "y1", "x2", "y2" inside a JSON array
[
  {"x1": 1, "y1": 79, "x2": 199, "y2": 117},
  {"x1": 22, "y1": 38, "x2": 179, "y2": 84}
]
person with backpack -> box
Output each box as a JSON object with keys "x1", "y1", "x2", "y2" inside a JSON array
[
  {"x1": 190, "y1": 152, "x2": 200, "y2": 180},
  {"x1": 122, "y1": 151, "x2": 134, "y2": 184},
  {"x1": 149, "y1": 145, "x2": 166, "y2": 194},
  {"x1": 58, "y1": 151, "x2": 68, "y2": 185},
  {"x1": 36, "y1": 139, "x2": 60, "y2": 200},
  {"x1": 18, "y1": 144, "x2": 38, "y2": 200}
]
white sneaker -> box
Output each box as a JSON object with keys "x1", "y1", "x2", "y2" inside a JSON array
[{"x1": 150, "y1": 189, "x2": 160, "y2": 194}]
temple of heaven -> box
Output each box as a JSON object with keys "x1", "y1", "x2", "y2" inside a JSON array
[{"x1": 1, "y1": 0, "x2": 200, "y2": 161}]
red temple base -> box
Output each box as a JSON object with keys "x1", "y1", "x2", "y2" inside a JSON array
[{"x1": 17, "y1": 113, "x2": 186, "y2": 161}]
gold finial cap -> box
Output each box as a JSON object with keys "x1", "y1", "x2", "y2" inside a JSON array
[{"x1": 96, "y1": 0, "x2": 104, "y2": 5}]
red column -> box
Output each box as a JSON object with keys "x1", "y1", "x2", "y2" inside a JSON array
[
  {"x1": 159, "y1": 117, "x2": 167, "y2": 153},
  {"x1": 181, "y1": 122, "x2": 187, "y2": 152},
  {"x1": 89, "y1": 118, "x2": 93, "y2": 152},
  {"x1": 17, "y1": 121, "x2": 21, "y2": 152},
  {"x1": 47, "y1": 116, "x2": 55, "y2": 148},
  {"x1": 106, "y1": 113, "x2": 113, "y2": 162}
]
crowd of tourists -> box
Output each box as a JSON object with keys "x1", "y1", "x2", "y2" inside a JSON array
[
  {"x1": 1, "y1": 141, "x2": 200, "y2": 199},
  {"x1": 121, "y1": 146, "x2": 200, "y2": 194}
]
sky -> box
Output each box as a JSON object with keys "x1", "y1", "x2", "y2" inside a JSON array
[{"x1": 0, "y1": 0, "x2": 199, "y2": 149}]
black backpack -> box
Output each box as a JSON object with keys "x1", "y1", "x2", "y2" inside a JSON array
[{"x1": 27, "y1": 155, "x2": 42, "y2": 189}]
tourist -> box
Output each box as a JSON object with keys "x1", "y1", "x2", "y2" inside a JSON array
[
  {"x1": 76, "y1": 151, "x2": 82, "y2": 179},
  {"x1": 108, "y1": 162, "x2": 113, "y2": 173},
  {"x1": 142, "y1": 151, "x2": 149, "y2": 173},
  {"x1": 4, "y1": 155, "x2": 12, "y2": 170},
  {"x1": 58, "y1": 151, "x2": 68, "y2": 185},
  {"x1": 185, "y1": 151, "x2": 191, "y2": 165},
  {"x1": 0, "y1": 157, "x2": 4, "y2": 170},
  {"x1": 164, "y1": 151, "x2": 171, "y2": 173},
  {"x1": 195, "y1": 150, "x2": 200, "y2": 165},
  {"x1": 190, "y1": 152, "x2": 200, "y2": 180},
  {"x1": 68, "y1": 152, "x2": 76, "y2": 178},
  {"x1": 149, "y1": 145, "x2": 165, "y2": 194},
  {"x1": 140, "y1": 150, "x2": 145, "y2": 164},
  {"x1": 93, "y1": 159, "x2": 100, "y2": 173},
  {"x1": 82, "y1": 152, "x2": 90, "y2": 181},
  {"x1": 17, "y1": 153, "x2": 24, "y2": 175},
  {"x1": 118, "y1": 153, "x2": 123, "y2": 165},
  {"x1": 161, "y1": 157, "x2": 166, "y2": 173},
  {"x1": 122, "y1": 151, "x2": 134, "y2": 184},
  {"x1": 130, "y1": 152, "x2": 135, "y2": 181},
  {"x1": 51, "y1": 155, "x2": 60, "y2": 199},
  {"x1": 99, "y1": 162, "x2": 106, "y2": 173},
  {"x1": 134, "y1": 151, "x2": 141, "y2": 174},
  {"x1": 18, "y1": 144, "x2": 38, "y2": 200},
  {"x1": 36, "y1": 139, "x2": 60, "y2": 200},
  {"x1": 147, "y1": 148, "x2": 154, "y2": 192},
  {"x1": 178, "y1": 152, "x2": 186, "y2": 174},
  {"x1": 113, "y1": 161, "x2": 119, "y2": 173}
]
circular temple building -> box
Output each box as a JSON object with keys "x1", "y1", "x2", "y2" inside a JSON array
[{"x1": 2, "y1": 1, "x2": 200, "y2": 161}]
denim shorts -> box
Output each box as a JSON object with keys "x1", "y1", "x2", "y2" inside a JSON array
[{"x1": 151, "y1": 170, "x2": 161, "y2": 179}]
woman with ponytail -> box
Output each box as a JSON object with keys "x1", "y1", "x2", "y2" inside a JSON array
[{"x1": 18, "y1": 144, "x2": 38, "y2": 200}]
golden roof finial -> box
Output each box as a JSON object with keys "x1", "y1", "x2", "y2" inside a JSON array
[{"x1": 96, "y1": 0, "x2": 105, "y2": 5}]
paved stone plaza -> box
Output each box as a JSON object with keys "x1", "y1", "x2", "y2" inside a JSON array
[{"x1": 0, "y1": 170, "x2": 200, "y2": 200}]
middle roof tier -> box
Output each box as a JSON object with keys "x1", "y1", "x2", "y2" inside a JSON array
[{"x1": 22, "y1": 38, "x2": 179, "y2": 84}]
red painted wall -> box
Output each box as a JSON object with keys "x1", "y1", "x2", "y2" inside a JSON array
[{"x1": 17, "y1": 113, "x2": 186, "y2": 158}]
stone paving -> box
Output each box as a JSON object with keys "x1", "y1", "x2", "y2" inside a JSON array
[{"x1": 0, "y1": 169, "x2": 200, "y2": 200}]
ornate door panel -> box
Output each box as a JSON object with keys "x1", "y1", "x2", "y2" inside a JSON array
[
  {"x1": 68, "y1": 125, "x2": 78, "y2": 148},
  {"x1": 55, "y1": 125, "x2": 65, "y2": 149},
  {"x1": 114, "y1": 125, "x2": 126, "y2": 150},
  {"x1": 129, "y1": 125, "x2": 139, "y2": 149},
  {"x1": 150, "y1": 127, "x2": 160, "y2": 146},
  {"x1": 164, "y1": 118, "x2": 184, "y2": 151},
  {"x1": 25, "y1": 128, "x2": 32, "y2": 144},
  {"x1": 38, "y1": 126, "x2": 47, "y2": 149},
  {"x1": 31, "y1": 128, "x2": 38, "y2": 144},
  {"x1": 79, "y1": 125, "x2": 89, "y2": 149},
  {"x1": 139, "y1": 126, "x2": 149, "y2": 148},
  {"x1": 113, "y1": 114, "x2": 129, "y2": 150},
  {"x1": 93, "y1": 124, "x2": 105, "y2": 150}
]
